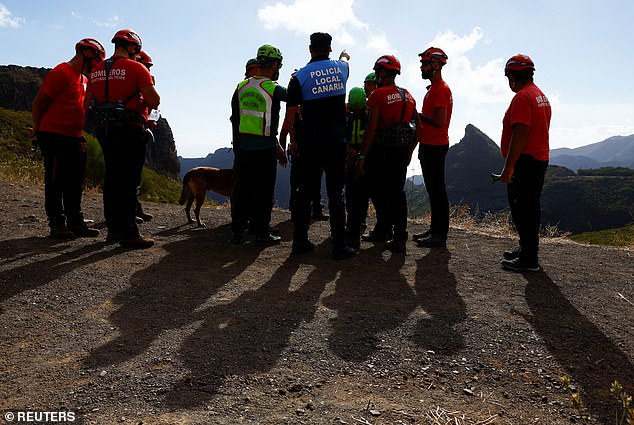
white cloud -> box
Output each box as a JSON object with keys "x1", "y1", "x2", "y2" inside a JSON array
[
  {"x1": 90, "y1": 15, "x2": 121, "y2": 28},
  {"x1": 423, "y1": 28, "x2": 509, "y2": 104},
  {"x1": 0, "y1": 4, "x2": 25, "y2": 28},
  {"x1": 429, "y1": 27, "x2": 483, "y2": 57},
  {"x1": 366, "y1": 34, "x2": 391, "y2": 52},
  {"x1": 258, "y1": 0, "x2": 366, "y2": 42}
]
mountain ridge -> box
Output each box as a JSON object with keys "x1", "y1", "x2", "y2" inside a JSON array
[
  {"x1": 178, "y1": 125, "x2": 634, "y2": 233},
  {"x1": 550, "y1": 134, "x2": 634, "y2": 170}
]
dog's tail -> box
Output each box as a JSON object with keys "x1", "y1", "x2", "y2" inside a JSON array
[{"x1": 178, "y1": 173, "x2": 192, "y2": 205}]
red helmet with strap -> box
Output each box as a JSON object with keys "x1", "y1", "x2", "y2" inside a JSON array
[
  {"x1": 111, "y1": 29, "x2": 142, "y2": 49},
  {"x1": 136, "y1": 51, "x2": 153, "y2": 67},
  {"x1": 373, "y1": 55, "x2": 401, "y2": 74},
  {"x1": 418, "y1": 47, "x2": 448, "y2": 65},
  {"x1": 75, "y1": 38, "x2": 106, "y2": 62},
  {"x1": 505, "y1": 54, "x2": 535, "y2": 72}
]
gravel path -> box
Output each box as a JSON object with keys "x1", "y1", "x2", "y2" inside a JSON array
[{"x1": 1, "y1": 180, "x2": 632, "y2": 424}]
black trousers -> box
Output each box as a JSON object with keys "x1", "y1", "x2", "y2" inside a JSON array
[
  {"x1": 293, "y1": 133, "x2": 347, "y2": 247},
  {"x1": 231, "y1": 147, "x2": 278, "y2": 236},
  {"x1": 344, "y1": 147, "x2": 369, "y2": 231},
  {"x1": 419, "y1": 144, "x2": 449, "y2": 239},
  {"x1": 97, "y1": 125, "x2": 147, "y2": 238},
  {"x1": 289, "y1": 153, "x2": 323, "y2": 219},
  {"x1": 364, "y1": 144, "x2": 409, "y2": 241},
  {"x1": 38, "y1": 131, "x2": 87, "y2": 228},
  {"x1": 507, "y1": 154, "x2": 548, "y2": 262}
]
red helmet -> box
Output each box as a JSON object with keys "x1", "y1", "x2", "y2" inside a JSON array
[
  {"x1": 418, "y1": 47, "x2": 448, "y2": 65},
  {"x1": 505, "y1": 54, "x2": 535, "y2": 72},
  {"x1": 75, "y1": 38, "x2": 106, "y2": 62},
  {"x1": 373, "y1": 55, "x2": 401, "y2": 74},
  {"x1": 111, "y1": 28, "x2": 142, "y2": 49},
  {"x1": 136, "y1": 50, "x2": 153, "y2": 67}
]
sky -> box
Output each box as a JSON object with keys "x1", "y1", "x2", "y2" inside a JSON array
[{"x1": 2, "y1": 0, "x2": 634, "y2": 176}]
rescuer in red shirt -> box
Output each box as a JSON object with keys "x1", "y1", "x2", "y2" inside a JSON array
[
  {"x1": 86, "y1": 29, "x2": 160, "y2": 249},
  {"x1": 498, "y1": 54, "x2": 551, "y2": 272},
  {"x1": 30, "y1": 38, "x2": 105, "y2": 240},
  {"x1": 354, "y1": 55, "x2": 422, "y2": 253},
  {"x1": 414, "y1": 47, "x2": 453, "y2": 249}
]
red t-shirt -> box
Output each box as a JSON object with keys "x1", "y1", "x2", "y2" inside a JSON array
[
  {"x1": 88, "y1": 57, "x2": 154, "y2": 121},
  {"x1": 501, "y1": 82, "x2": 551, "y2": 161},
  {"x1": 367, "y1": 85, "x2": 417, "y2": 129},
  {"x1": 38, "y1": 62, "x2": 87, "y2": 137},
  {"x1": 420, "y1": 80, "x2": 452, "y2": 146}
]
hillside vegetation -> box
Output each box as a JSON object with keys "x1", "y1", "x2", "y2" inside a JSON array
[
  {"x1": 570, "y1": 224, "x2": 634, "y2": 247},
  {"x1": 0, "y1": 106, "x2": 181, "y2": 203}
]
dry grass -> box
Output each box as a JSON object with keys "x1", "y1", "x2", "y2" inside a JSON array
[
  {"x1": 424, "y1": 406, "x2": 498, "y2": 425},
  {"x1": 410, "y1": 204, "x2": 570, "y2": 241},
  {"x1": 0, "y1": 158, "x2": 44, "y2": 185}
]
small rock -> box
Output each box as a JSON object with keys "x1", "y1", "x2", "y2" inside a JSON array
[
  {"x1": 288, "y1": 383, "x2": 303, "y2": 393},
  {"x1": 463, "y1": 388, "x2": 474, "y2": 396},
  {"x1": 99, "y1": 371, "x2": 107, "y2": 377},
  {"x1": 369, "y1": 409, "x2": 381, "y2": 417}
]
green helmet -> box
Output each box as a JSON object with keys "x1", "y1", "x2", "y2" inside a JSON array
[
  {"x1": 257, "y1": 44, "x2": 283, "y2": 62},
  {"x1": 364, "y1": 72, "x2": 376, "y2": 83},
  {"x1": 348, "y1": 87, "x2": 366, "y2": 109}
]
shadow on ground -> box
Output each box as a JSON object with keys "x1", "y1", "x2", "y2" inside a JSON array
[{"x1": 522, "y1": 271, "x2": 634, "y2": 424}]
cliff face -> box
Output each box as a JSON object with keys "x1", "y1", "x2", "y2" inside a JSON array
[
  {"x1": 147, "y1": 117, "x2": 179, "y2": 180},
  {"x1": 0, "y1": 65, "x2": 48, "y2": 111},
  {"x1": 0, "y1": 64, "x2": 180, "y2": 180},
  {"x1": 445, "y1": 124, "x2": 507, "y2": 213}
]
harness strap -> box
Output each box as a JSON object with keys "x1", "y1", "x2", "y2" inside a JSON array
[{"x1": 103, "y1": 57, "x2": 140, "y2": 106}]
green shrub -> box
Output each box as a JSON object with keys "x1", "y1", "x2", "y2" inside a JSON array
[
  {"x1": 570, "y1": 224, "x2": 634, "y2": 248},
  {"x1": 0, "y1": 107, "x2": 180, "y2": 203},
  {"x1": 84, "y1": 132, "x2": 104, "y2": 190}
]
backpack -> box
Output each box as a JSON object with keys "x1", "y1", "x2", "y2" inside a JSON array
[{"x1": 375, "y1": 87, "x2": 416, "y2": 147}]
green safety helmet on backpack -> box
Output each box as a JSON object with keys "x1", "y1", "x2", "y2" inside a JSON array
[
  {"x1": 364, "y1": 72, "x2": 376, "y2": 83},
  {"x1": 348, "y1": 87, "x2": 366, "y2": 109},
  {"x1": 257, "y1": 44, "x2": 283, "y2": 63}
]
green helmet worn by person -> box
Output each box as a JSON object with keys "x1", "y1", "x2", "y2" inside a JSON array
[
  {"x1": 348, "y1": 87, "x2": 366, "y2": 109},
  {"x1": 364, "y1": 72, "x2": 376, "y2": 83},
  {"x1": 257, "y1": 44, "x2": 283, "y2": 62}
]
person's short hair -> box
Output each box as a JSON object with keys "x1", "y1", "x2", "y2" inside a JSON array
[
  {"x1": 310, "y1": 32, "x2": 332, "y2": 49},
  {"x1": 506, "y1": 68, "x2": 534, "y2": 82}
]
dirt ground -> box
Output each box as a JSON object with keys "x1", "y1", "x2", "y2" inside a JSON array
[{"x1": 0, "y1": 179, "x2": 632, "y2": 425}]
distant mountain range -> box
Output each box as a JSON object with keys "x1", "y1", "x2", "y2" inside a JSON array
[
  {"x1": 180, "y1": 148, "x2": 294, "y2": 208},
  {"x1": 550, "y1": 135, "x2": 634, "y2": 170},
  {"x1": 178, "y1": 126, "x2": 634, "y2": 233}
]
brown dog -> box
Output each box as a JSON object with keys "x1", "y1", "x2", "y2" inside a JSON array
[{"x1": 178, "y1": 167, "x2": 234, "y2": 227}]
